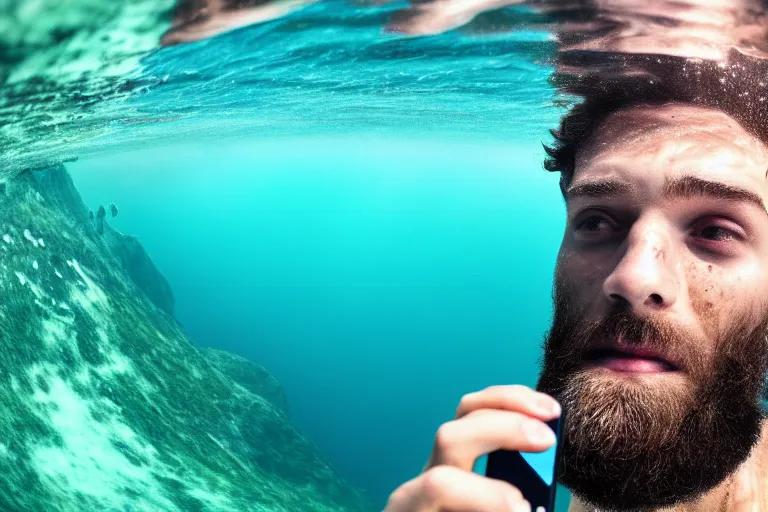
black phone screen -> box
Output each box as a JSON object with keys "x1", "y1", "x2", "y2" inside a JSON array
[{"x1": 484, "y1": 416, "x2": 563, "y2": 512}]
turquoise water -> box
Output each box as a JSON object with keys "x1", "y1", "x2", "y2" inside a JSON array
[
  {"x1": 10, "y1": 1, "x2": 768, "y2": 510},
  {"x1": 68, "y1": 136, "x2": 567, "y2": 508},
  {"x1": 5, "y1": 0, "x2": 576, "y2": 508},
  {"x1": 4, "y1": 1, "x2": 564, "y2": 174}
]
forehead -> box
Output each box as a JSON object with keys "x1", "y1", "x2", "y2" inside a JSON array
[{"x1": 573, "y1": 103, "x2": 768, "y2": 198}]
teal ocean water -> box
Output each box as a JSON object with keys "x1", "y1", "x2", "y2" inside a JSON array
[
  {"x1": 67, "y1": 136, "x2": 567, "y2": 509},
  {"x1": 3, "y1": 0, "x2": 577, "y2": 509},
  {"x1": 11, "y1": 1, "x2": 768, "y2": 510}
]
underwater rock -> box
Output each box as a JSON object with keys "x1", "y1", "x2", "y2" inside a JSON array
[
  {"x1": 110, "y1": 203, "x2": 118, "y2": 218},
  {"x1": 201, "y1": 347, "x2": 290, "y2": 416},
  {"x1": 30, "y1": 165, "x2": 174, "y2": 317},
  {"x1": 100, "y1": 223, "x2": 175, "y2": 316},
  {"x1": 101, "y1": 226, "x2": 176, "y2": 318},
  {"x1": 0, "y1": 163, "x2": 374, "y2": 511},
  {"x1": 28, "y1": 164, "x2": 92, "y2": 227}
]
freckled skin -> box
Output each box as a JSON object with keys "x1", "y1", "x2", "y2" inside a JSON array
[
  {"x1": 561, "y1": 103, "x2": 768, "y2": 345},
  {"x1": 559, "y1": 103, "x2": 768, "y2": 511}
]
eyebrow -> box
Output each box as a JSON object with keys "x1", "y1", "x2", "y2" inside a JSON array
[{"x1": 566, "y1": 175, "x2": 768, "y2": 217}]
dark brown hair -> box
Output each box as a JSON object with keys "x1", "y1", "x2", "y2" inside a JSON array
[{"x1": 543, "y1": 52, "x2": 768, "y2": 195}]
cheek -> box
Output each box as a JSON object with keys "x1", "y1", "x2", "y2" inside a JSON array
[
  {"x1": 688, "y1": 278, "x2": 721, "y2": 342},
  {"x1": 687, "y1": 263, "x2": 717, "y2": 313},
  {"x1": 555, "y1": 252, "x2": 606, "y2": 310},
  {"x1": 687, "y1": 263, "x2": 761, "y2": 342}
]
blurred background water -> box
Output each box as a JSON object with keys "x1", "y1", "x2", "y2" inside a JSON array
[
  {"x1": 4, "y1": 0, "x2": 574, "y2": 508},
  {"x1": 6, "y1": 0, "x2": 768, "y2": 508},
  {"x1": 67, "y1": 134, "x2": 567, "y2": 508}
]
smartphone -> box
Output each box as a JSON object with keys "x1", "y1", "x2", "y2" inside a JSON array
[{"x1": 484, "y1": 414, "x2": 565, "y2": 512}]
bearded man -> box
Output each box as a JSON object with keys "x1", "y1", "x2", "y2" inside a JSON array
[{"x1": 384, "y1": 96, "x2": 768, "y2": 512}]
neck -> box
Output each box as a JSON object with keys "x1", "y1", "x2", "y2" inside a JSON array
[{"x1": 568, "y1": 421, "x2": 768, "y2": 512}]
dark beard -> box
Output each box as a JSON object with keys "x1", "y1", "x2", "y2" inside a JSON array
[{"x1": 536, "y1": 278, "x2": 768, "y2": 512}]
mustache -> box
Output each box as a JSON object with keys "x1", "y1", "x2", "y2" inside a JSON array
[
  {"x1": 538, "y1": 283, "x2": 768, "y2": 510},
  {"x1": 543, "y1": 300, "x2": 709, "y2": 378}
]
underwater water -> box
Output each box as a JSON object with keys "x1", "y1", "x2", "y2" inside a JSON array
[
  {"x1": 1, "y1": 0, "x2": 576, "y2": 510},
  {"x1": 67, "y1": 136, "x2": 567, "y2": 509}
]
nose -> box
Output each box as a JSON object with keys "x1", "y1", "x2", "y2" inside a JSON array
[{"x1": 602, "y1": 218, "x2": 679, "y2": 314}]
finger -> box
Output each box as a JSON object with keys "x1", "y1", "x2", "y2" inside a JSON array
[
  {"x1": 456, "y1": 384, "x2": 561, "y2": 421},
  {"x1": 427, "y1": 409, "x2": 557, "y2": 471},
  {"x1": 385, "y1": 465, "x2": 531, "y2": 512}
]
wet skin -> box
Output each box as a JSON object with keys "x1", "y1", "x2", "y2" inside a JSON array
[{"x1": 385, "y1": 103, "x2": 768, "y2": 512}]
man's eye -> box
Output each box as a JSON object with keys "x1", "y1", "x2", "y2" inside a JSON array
[
  {"x1": 696, "y1": 225, "x2": 739, "y2": 242},
  {"x1": 575, "y1": 215, "x2": 614, "y2": 234}
]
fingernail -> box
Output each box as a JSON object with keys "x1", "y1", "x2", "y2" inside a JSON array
[
  {"x1": 510, "y1": 499, "x2": 531, "y2": 512},
  {"x1": 525, "y1": 421, "x2": 556, "y2": 445},
  {"x1": 536, "y1": 394, "x2": 561, "y2": 417}
]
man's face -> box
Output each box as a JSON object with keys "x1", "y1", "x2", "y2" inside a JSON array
[{"x1": 537, "y1": 103, "x2": 768, "y2": 511}]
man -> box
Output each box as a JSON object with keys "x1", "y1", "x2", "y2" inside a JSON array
[{"x1": 384, "y1": 96, "x2": 768, "y2": 511}]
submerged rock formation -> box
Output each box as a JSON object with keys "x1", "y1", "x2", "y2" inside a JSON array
[
  {"x1": 101, "y1": 227, "x2": 176, "y2": 318},
  {"x1": 201, "y1": 347, "x2": 290, "y2": 417},
  {"x1": 32, "y1": 166, "x2": 176, "y2": 318},
  {"x1": 0, "y1": 164, "x2": 374, "y2": 511}
]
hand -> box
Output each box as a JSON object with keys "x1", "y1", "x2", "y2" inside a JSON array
[{"x1": 384, "y1": 385, "x2": 561, "y2": 512}]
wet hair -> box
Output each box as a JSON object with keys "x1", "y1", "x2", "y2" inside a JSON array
[
  {"x1": 543, "y1": 52, "x2": 768, "y2": 196},
  {"x1": 543, "y1": 88, "x2": 671, "y2": 196}
]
